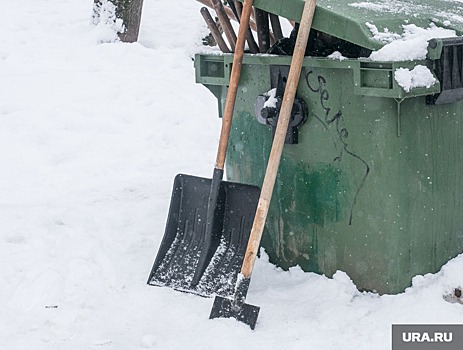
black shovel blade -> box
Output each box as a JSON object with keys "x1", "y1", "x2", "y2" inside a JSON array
[
  {"x1": 147, "y1": 174, "x2": 260, "y2": 298},
  {"x1": 210, "y1": 296, "x2": 260, "y2": 330}
]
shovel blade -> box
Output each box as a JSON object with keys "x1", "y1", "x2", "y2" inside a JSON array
[
  {"x1": 147, "y1": 174, "x2": 259, "y2": 297},
  {"x1": 209, "y1": 296, "x2": 260, "y2": 330}
]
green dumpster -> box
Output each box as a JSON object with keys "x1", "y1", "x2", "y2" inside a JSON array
[{"x1": 195, "y1": 0, "x2": 463, "y2": 294}]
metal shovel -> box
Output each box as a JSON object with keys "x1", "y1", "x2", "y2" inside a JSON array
[
  {"x1": 147, "y1": 0, "x2": 259, "y2": 298},
  {"x1": 209, "y1": 0, "x2": 317, "y2": 329}
]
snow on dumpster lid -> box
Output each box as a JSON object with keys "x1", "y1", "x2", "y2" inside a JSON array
[{"x1": 245, "y1": 0, "x2": 463, "y2": 51}]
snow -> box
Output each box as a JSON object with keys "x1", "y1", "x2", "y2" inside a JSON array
[
  {"x1": 328, "y1": 51, "x2": 348, "y2": 61},
  {"x1": 1, "y1": 1, "x2": 463, "y2": 349},
  {"x1": 394, "y1": 65, "x2": 437, "y2": 92},
  {"x1": 350, "y1": 0, "x2": 463, "y2": 22},
  {"x1": 368, "y1": 23, "x2": 457, "y2": 61},
  {"x1": 365, "y1": 22, "x2": 402, "y2": 44},
  {"x1": 92, "y1": 0, "x2": 125, "y2": 43},
  {"x1": 349, "y1": 0, "x2": 429, "y2": 16},
  {"x1": 263, "y1": 88, "x2": 278, "y2": 108}
]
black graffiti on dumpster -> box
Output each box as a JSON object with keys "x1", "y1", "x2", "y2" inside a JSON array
[{"x1": 305, "y1": 70, "x2": 370, "y2": 225}]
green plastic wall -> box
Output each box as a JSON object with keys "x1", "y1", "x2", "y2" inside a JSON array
[{"x1": 196, "y1": 54, "x2": 463, "y2": 294}]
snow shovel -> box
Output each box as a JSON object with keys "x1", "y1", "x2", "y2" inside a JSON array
[
  {"x1": 209, "y1": 0, "x2": 317, "y2": 329},
  {"x1": 147, "y1": 0, "x2": 260, "y2": 298}
]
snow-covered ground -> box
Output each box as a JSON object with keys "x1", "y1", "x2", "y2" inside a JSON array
[{"x1": 1, "y1": 1, "x2": 463, "y2": 349}]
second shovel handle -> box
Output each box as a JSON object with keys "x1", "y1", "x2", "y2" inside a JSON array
[
  {"x1": 214, "y1": 0, "x2": 254, "y2": 170},
  {"x1": 240, "y1": 0, "x2": 317, "y2": 278}
]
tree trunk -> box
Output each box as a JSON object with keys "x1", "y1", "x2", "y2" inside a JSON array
[{"x1": 94, "y1": 0, "x2": 144, "y2": 43}]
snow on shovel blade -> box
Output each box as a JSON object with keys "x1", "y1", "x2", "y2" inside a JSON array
[{"x1": 147, "y1": 174, "x2": 260, "y2": 298}]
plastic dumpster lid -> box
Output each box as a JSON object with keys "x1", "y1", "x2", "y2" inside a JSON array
[{"x1": 245, "y1": 0, "x2": 463, "y2": 51}]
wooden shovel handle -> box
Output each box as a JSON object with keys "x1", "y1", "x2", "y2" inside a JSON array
[
  {"x1": 211, "y1": 0, "x2": 237, "y2": 51},
  {"x1": 214, "y1": 0, "x2": 254, "y2": 170},
  {"x1": 196, "y1": 0, "x2": 259, "y2": 41},
  {"x1": 200, "y1": 7, "x2": 231, "y2": 53},
  {"x1": 269, "y1": 14, "x2": 283, "y2": 41},
  {"x1": 254, "y1": 8, "x2": 270, "y2": 53},
  {"x1": 229, "y1": 0, "x2": 259, "y2": 54},
  {"x1": 240, "y1": 0, "x2": 317, "y2": 278}
]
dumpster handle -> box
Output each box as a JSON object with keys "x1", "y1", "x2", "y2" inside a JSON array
[{"x1": 395, "y1": 98, "x2": 405, "y2": 137}]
